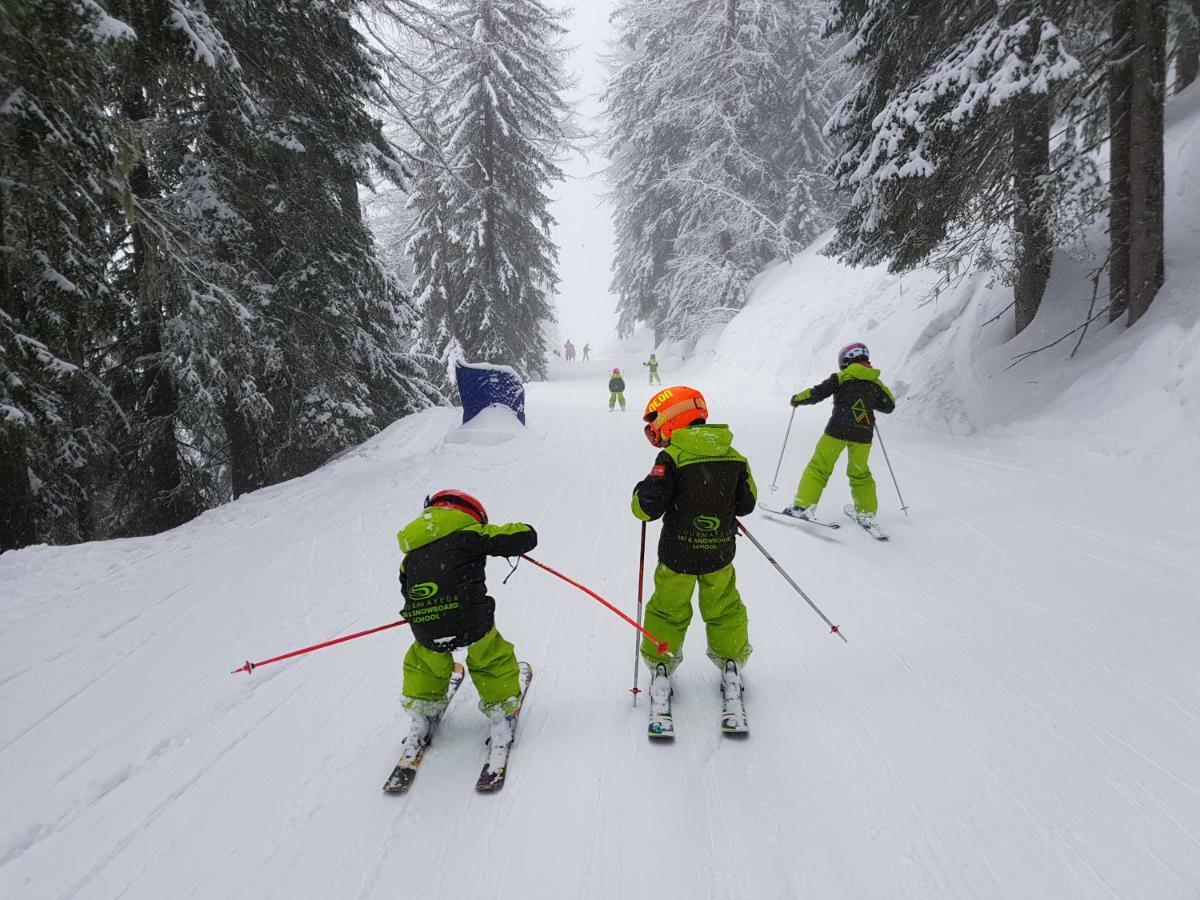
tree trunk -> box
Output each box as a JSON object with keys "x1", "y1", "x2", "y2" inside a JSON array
[
  {"x1": 1012, "y1": 93, "x2": 1053, "y2": 335},
  {"x1": 223, "y1": 392, "x2": 263, "y2": 499},
  {"x1": 1108, "y1": 0, "x2": 1134, "y2": 322},
  {"x1": 1177, "y1": 0, "x2": 1200, "y2": 93},
  {"x1": 1127, "y1": 0, "x2": 1168, "y2": 326},
  {"x1": 0, "y1": 428, "x2": 37, "y2": 551}
]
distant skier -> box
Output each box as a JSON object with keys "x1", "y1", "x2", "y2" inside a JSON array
[
  {"x1": 643, "y1": 353, "x2": 661, "y2": 385},
  {"x1": 582, "y1": 343, "x2": 591, "y2": 361},
  {"x1": 396, "y1": 490, "x2": 537, "y2": 761},
  {"x1": 608, "y1": 367, "x2": 626, "y2": 411},
  {"x1": 564, "y1": 339, "x2": 576, "y2": 362},
  {"x1": 784, "y1": 342, "x2": 896, "y2": 526},
  {"x1": 632, "y1": 386, "x2": 756, "y2": 736}
]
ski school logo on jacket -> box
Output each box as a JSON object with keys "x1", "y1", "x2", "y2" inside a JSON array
[
  {"x1": 408, "y1": 581, "x2": 439, "y2": 601},
  {"x1": 693, "y1": 515, "x2": 721, "y2": 532},
  {"x1": 851, "y1": 398, "x2": 870, "y2": 424}
]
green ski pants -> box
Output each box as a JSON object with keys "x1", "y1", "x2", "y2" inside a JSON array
[
  {"x1": 648, "y1": 370, "x2": 661, "y2": 385},
  {"x1": 795, "y1": 433, "x2": 878, "y2": 514},
  {"x1": 609, "y1": 391, "x2": 626, "y2": 410},
  {"x1": 403, "y1": 627, "x2": 520, "y2": 713},
  {"x1": 640, "y1": 562, "x2": 751, "y2": 673}
]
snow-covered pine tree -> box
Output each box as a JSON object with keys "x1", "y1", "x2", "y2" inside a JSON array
[
  {"x1": 405, "y1": 101, "x2": 464, "y2": 390},
  {"x1": 0, "y1": 0, "x2": 129, "y2": 548},
  {"x1": 826, "y1": 0, "x2": 1099, "y2": 335},
  {"x1": 427, "y1": 0, "x2": 573, "y2": 381},
  {"x1": 605, "y1": 0, "x2": 839, "y2": 343},
  {"x1": 209, "y1": 0, "x2": 442, "y2": 483},
  {"x1": 603, "y1": 7, "x2": 685, "y2": 342}
]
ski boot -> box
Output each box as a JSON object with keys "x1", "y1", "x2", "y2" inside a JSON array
[
  {"x1": 782, "y1": 504, "x2": 817, "y2": 522},
  {"x1": 647, "y1": 663, "x2": 674, "y2": 739},
  {"x1": 844, "y1": 504, "x2": 875, "y2": 526},
  {"x1": 484, "y1": 706, "x2": 517, "y2": 772},
  {"x1": 720, "y1": 660, "x2": 749, "y2": 735},
  {"x1": 399, "y1": 701, "x2": 446, "y2": 761}
]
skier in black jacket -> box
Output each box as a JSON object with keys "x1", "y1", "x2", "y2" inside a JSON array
[{"x1": 784, "y1": 342, "x2": 896, "y2": 525}]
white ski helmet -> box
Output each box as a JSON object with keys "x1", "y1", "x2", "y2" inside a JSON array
[{"x1": 838, "y1": 342, "x2": 869, "y2": 370}]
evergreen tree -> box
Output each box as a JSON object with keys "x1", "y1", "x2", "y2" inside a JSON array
[
  {"x1": 1, "y1": 0, "x2": 131, "y2": 548},
  {"x1": 423, "y1": 0, "x2": 573, "y2": 381},
  {"x1": 826, "y1": 0, "x2": 1098, "y2": 335},
  {"x1": 605, "y1": 0, "x2": 838, "y2": 343}
]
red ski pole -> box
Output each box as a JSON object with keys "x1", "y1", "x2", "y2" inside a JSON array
[
  {"x1": 231, "y1": 619, "x2": 409, "y2": 674},
  {"x1": 521, "y1": 555, "x2": 671, "y2": 655}
]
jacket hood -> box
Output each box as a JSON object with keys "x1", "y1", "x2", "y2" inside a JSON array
[
  {"x1": 669, "y1": 423, "x2": 734, "y2": 458},
  {"x1": 398, "y1": 506, "x2": 476, "y2": 552},
  {"x1": 838, "y1": 364, "x2": 882, "y2": 383}
]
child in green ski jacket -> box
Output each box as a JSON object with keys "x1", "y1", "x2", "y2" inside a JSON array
[
  {"x1": 608, "y1": 368, "x2": 626, "y2": 411},
  {"x1": 632, "y1": 385, "x2": 756, "y2": 733},
  {"x1": 643, "y1": 354, "x2": 662, "y2": 385},
  {"x1": 396, "y1": 490, "x2": 536, "y2": 758},
  {"x1": 785, "y1": 342, "x2": 896, "y2": 525}
]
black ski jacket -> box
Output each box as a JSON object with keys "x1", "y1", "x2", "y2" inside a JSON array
[
  {"x1": 609, "y1": 375, "x2": 625, "y2": 392},
  {"x1": 632, "y1": 424, "x2": 756, "y2": 575},
  {"x1": 792, "y1": 365, "x2": 896, "y2": 443},
  {"x1": 398, "y1": 508, "x2": 537, "y2": 651}
]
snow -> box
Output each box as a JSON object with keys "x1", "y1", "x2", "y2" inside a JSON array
[{"x1": 2, "y1": 60, "x2": 1200, "y2": 900}]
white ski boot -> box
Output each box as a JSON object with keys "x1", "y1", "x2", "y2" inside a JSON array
[
  {"x1": 843, "y1": 503, "x2": 874, "y2": 526},
  {"x1": 399, "y1": 701, "x2": 446, "y2": 760},
  {"x1": 720, "y1": 660, "x2": 749, "y2": 734},
  {"x1": 647, "y1": 663, "x2": 674, "y2": 739},
  {"x1": 782, "y1": 504, "x2": 817, "y2": 521},
  {"x1": 484, "y1": 706, "x2": 516, "y2": 772}
]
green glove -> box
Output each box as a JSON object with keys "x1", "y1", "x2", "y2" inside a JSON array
[{"x1": 790, "y1": 389, "x2": 812, "y2": 407}]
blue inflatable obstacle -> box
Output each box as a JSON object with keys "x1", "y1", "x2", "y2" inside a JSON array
[{"x1": 455, "y1": 361, "x2": 526, "y2": 425}]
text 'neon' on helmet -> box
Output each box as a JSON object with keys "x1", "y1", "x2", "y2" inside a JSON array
[
  {"x1": 838, "y1": 342, "x2": 870, "y2": 369},
  {"x1": 425, "y1": 489, "x2": 488, "y2": 524},
  {"x1": 642, "y1": 386, "x2": 707, "y2": 447}
]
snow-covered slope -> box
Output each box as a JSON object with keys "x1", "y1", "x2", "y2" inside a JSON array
[{"x1": 3, "y1": 80, "x2": 1200, "y2": 900}]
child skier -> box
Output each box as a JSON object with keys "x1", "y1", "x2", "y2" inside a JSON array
[
  {"x1": 632, "y1": 386, "x2": 756, "y2": 736},
  {"x1": 396, "y1": 490, "x2": 537, "y2": 765},
  {"x1": 608, "y1": 367, "x2": 626, "y2": 411},
  {"x1": 643, "y1": 353, "x2": 661, "y2": 385},
  {"x1": 785, "y1": 342, "x2": 896, "y2": 525}
]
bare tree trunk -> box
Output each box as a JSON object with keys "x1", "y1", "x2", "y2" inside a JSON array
[
  {"x1": 223, "y1": 393, "x2": 263, "y2": 499},
  {"x1": 1012, "y1": 93, "x2": 1053, "y2": 335},
  {"x1": 1127, "y1": 0, "x2": 1168, "y2": 326},
  {"x1": 1108, "y1": 0, "x2": 1135, "y2": 322},
  {"x1": 0, "y1": 428, "x2": 37, "y2": 551}
]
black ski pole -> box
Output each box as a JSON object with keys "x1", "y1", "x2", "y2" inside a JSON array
[
  {"x1": 873, "y1": 424, "x2": 909, "y2": 517},
  {"x1": 631, "y1": 522, "x2": 647, "y2": 705},
  {"x1": 737, "y1": 522, "x2": 847, "y2": 643},
  {"x1": 769, "y1": 407, "x2": 797, "y2": 492}
]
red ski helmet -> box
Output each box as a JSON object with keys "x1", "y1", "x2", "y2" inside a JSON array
[
  {"x1": 425, "y1": 489, "x2": 488, "y2": 524},
  {"x1": 643, "y1": 386, "x2": 707, "y2": 447},
  {"x1": 838, "y1": 342, "x2": 870, "y2": 370}
]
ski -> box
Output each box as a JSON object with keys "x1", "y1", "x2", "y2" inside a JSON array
[
  {"x1": 758, "y1": 504, "x2": 841, "y2": 529},
  {"x1": 719, "y1": 661, "x2": 749, "y2": 736},
  {"x1": 843, "y1": 505, "x2": 889, "y2": 541},
  {"x1": 474, "y1": 661, "x2": 534, "y2": 792},
  {"x1": 383, "y1": 662, "x2": 466, "y2": 794}
]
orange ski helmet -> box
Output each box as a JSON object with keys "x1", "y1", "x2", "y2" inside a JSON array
[
  {"x1": 642, "y1": 386, "x2": 708, "y2": 447},
  {"x1": 425, "y1": 489, "x2": 488, "y2": 524}
]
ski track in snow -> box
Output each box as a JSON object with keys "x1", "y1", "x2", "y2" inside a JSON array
[{"x1": 2, "y1": 357, "x2": 1200, "y2": 899}]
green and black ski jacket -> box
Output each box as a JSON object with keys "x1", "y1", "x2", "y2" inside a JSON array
[
  {"x1": 793, "y1": 364, "x2": 896, "y2": 443},
  {"x1": 397, "y1": 508, "x2": 536, "y2": 651},
  {"x1": 631, "y1": 424, "x2": 757, "y2": 575},
  {"x1": 609, "y1": 375, "x2": 625, "y2": 392}
]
